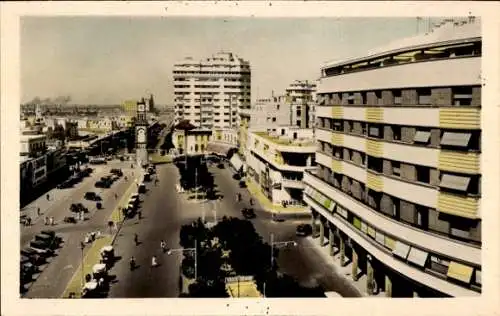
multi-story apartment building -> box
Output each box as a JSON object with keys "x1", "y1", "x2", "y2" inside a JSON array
[
  {"x1": 246, "y1": 127, "x2": 316, "y2": 207},
  {"x1": 304, "y1": 18, "x2": 481, "y2": 297},
  {"x1": 285, "y1": 80, "x2": 317, "y2": 129},
  {"x1": 173, "y1": 52, "x2": 251, "y2": 131}
]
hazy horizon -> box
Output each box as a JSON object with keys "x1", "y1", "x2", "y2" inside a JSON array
[{"x1": 21, "y1": 17, "x2": 441, "y2": 106}]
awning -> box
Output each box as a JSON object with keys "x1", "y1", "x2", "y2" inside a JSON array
[
  {"x1": 336, "y1": 206, "x2": 348, "y2": 219},
  {"x1": 353, "y1": 217, "x2": 362, "y2": 230},
  {"x1": 441, "y1": 132, "x2": 471, "y2": 147},
  {"x1": 324, "y1": 199, "x2": 336, "y2": 212},
  {"x1": 206, "y1": 142, "x2": 234, "y2": 156},
  {"x1": 414, "y1": 131, "x2": 431, "y2": 143},
  {"x1": 407, "y1": 247, "x2": 429, "y2": 267},
  {"x1": 439, "y1": 174, "x2": 471, "y2": 192},
  {"x1": 384, "y1": 236, "x2": 396, "y2": 250},
  {"x1": 375, "y1": 231, "x2": 385, "y2": 245},
  {"x1": 367, "y1": 226, "x2": 376, "y2": 238},
  {"x1": 230, "y1": 154, "x2": 243, "y2": 172},
  {"x1": 447, "y1": 261, "x2": 474, "y2": 284},
  {"x1": 392, "y1": 241, "x2": 411, "y2": 259},
  {"x1": 361, "y1": 222, "x2": 368, "y2": 234}
]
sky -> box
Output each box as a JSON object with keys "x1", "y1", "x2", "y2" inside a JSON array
[{"x1": 21, "y1": 16, "x2": 440, "y2": 106}]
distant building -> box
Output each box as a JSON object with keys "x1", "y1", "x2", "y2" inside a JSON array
[
  {"x1": 285, "y1": 80, "x2": 317, "y2": 129},
  {"x1": 20, "y1": 134, "x2": 47, "y2": 158},
  {"x1": 173, "y1": 51, "x2": 251, "y2": 132},
  {"x1": 122, "y1": 100, "x2": 138, "y2": 117}
]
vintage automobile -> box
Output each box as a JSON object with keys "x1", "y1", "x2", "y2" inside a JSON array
[{"x1": 100, "y1": 246, "x2": 115, "y2": 266}]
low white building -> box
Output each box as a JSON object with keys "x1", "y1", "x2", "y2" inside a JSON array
[
  {"x1": 246, "y1": 127, "x2": 316, "y2": 206},
  {"x1": 20, "y1": 134, "x2": 47, "y2": 157},
  {"x1": 173, "y1": 128, "x2": 212, "y2": 156}
]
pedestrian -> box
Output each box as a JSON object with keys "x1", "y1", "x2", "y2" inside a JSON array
[
  {"x1": 114, "y1": 193, "x2": 118, "y2": 200},
  {"x1": 44, "y1": 216, "x2": 49, "y2": 226},
  {"x1": 134, "y1": 233, "x2": 139, "y2": 246},
  {"x1": 160, "y1": 240, "x2": 166, "y2": 252},
  {"x1": 49, "y1": 216, "x2": 54, "y2": 226},
  {"x1": 37, "y1": 207, "x2": 41, "y2": 217},
  {"x1": 151, "y1": 255, "x2": 158, "y2": 267},
  {"x1": 46, "y1": 194, "x2": 50, "y2": 201}
]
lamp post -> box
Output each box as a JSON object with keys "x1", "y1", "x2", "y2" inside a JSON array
[
  {"x1": 80, "y1": 242, "x2": 85, "y2": 289},
  {"x1": 167, "y1": 239, "x2": 198, "y2": 280}
]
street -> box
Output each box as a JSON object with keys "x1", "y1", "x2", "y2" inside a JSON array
[
  {"x1": 21, "y1": 160, "x2": 139, "y2": 298},
  {"x1": 107, "y1": 160, "x2": 362, "y2": 297}
]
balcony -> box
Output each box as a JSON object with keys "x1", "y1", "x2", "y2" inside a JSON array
[
  {"x1": 303, "y1": 171, "x2": 481, "y2": 266},
  {"x1": 282, "y1": 178, "x2": 305, "y2": 189}
]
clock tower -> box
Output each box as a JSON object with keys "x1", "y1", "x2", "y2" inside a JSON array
[{"x1": 135, "y1": 98, "x2": 148, "y2": 168}]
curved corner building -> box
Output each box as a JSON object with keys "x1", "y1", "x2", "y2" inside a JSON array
[{"x1": 304, "y1": 19, "x2": 481, "y2": 297}]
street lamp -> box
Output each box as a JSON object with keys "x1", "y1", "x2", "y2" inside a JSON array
[
  {"x1": 167, "y1": 239, "x2": 198, "y2": 280},
  {"x1": 80, "y1": 242, "x2": 85, "y2": 290},
  {"x1": 269, "y1": 233, "x2": 297, "y2": 271}
]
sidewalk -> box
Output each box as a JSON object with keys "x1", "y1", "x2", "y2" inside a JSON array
[{"x1": 304, "y1": 236, "x2": 386, "y2": 298}]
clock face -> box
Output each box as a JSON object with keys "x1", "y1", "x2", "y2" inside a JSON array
[{"x1": 137, "y1": 128, "x2": 146, "y2": 143}]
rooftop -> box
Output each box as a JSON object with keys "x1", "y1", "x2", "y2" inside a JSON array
[
  {"x1": 254, "y1": 131, "x2": 315, "y2": 147},
  {"x1": 324, "y1": 18, "x2": 481, "y2": 69}
]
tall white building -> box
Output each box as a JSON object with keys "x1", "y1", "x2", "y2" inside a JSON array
[{"x1": 173, "y1": 52, "x2": 251, "y2": 131}]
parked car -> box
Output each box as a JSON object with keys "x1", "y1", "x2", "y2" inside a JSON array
[
  {"x1": 110, "y1": 169, "x2": 123, "y2": 177},
  {"x1": 239, "y1": 180, "x2": 247, "y2": 188},
  {"x1": 84, "y1": 192, "x2": 101, "y2": 201},
  {"x1": 70, "y1": 203, "x2": 88, "y2": 213},
  {"x1": 20, "y1": 249, "x2": 46, "y2": 265},
  {"x1": 295, "y1": 224, "x2": 313, "y2": 237},
  {"x1": 241, "y1": 208, "x2": 256, "y2": 219},
  {"x1": 233, "y1": 173, "x2": 242, "y2": 180},
  {"x1": 138, "y1": 183, "x2": 146, "y2": 194},
  {"x1": 64, "y1": 216, "x2": 77, "y2": 224},
  {"x1": 23, "y1": 245, "x2": 53, "y2": 258},
  {"x1": 34, "y1": 234, "x2": 60, "y2": 249},
  {"x1": 30, "y1": 240, "x2": 56, "y2": 254}
]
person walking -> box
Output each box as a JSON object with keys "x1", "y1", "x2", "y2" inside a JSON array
[
  {"x1": 44, "y1": 216, "x2": 49, "y2": 225},
  {"x1": 134, "y1": 233, "x2": 139, "y2": 246},
  {"x1": 37, "y1": 207, "x2": 41, "y2": 217},
  {"x1": 46, "y1": 194, "x2": 50, "y2": 201},
  {"x1": 49, "y1": 216, "x2": 54, "y2": 226},
  {"x1": 151, "y1": 255, "x2": 158, "y2": 267},
  {"x1": 160, "y1": 240, "x2": 166, "y2": 253}
]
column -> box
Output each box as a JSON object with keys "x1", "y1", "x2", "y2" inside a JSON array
[
  {"x1": 339, "y1": 238, "x2": 346, "y2": 267},
  {"x1": 385, "y1": 275, "x2": 393, "y2": 298},
  {"x1": 352, "y1": 248, "x2": 359, "y2": 281},
  {"x1": 319, "y1": 220, "x2": 325, "y2": 246},
  {"x1": 311, "y1": 212, "x2": 317, "y2": 237},
  {"x1": 366, "y1": 260, "x2": 374, "y2": 295},
  {"x1": 328, "y1": 227, "x2": 335, "y2": 256}
]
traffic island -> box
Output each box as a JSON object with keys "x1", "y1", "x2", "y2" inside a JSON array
[
  {"x1": 61, "y1": 235, "x2": 113, "y2": 298},
  {"x1": 150, "y1": 154, "x2": 173, "y2": 165}
]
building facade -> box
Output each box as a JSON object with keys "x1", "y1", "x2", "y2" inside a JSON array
[
  {"x1": 304, "y1": 18, "x2": 481, "y2": 297},
  {"x1": 173, "y1": 128, "x2": 212, "y2": 156},
  {"x1": 246, "y1": 127, "x2": 316, "y2": 206},
  {"x1": 285, "y1": 80, "x2": 317, "y2": 129},
  {"x1": 173, "y1": 52, "x2": 251, "y2": 131}
]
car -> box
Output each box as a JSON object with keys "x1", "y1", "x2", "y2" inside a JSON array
[
  {"x1": 21, "y1": 252, "x2": 45, "y2": 266},
  {"x1": 70, "y1": 203, "x2": 88, "y2": 213},
  {"x1": 138, "y1": 183, "x2": 146, "y2": 193},
  {"x1": 23, "y1": 246, "x2": 53, "y2": 258},
  {"x1": 34, "y1": 234, "x2": 60, "y2": 249},
  {"x1": 241, "y1": 208, "x2": 256, "y2": 219},
  {"x1": 295, "y1": 224, "x2": 313, "y2": 237},
  {"x1": 271, "y1": 214, "x2": 285, "y2": 222},
  {"x1": 233, "y1": 173, "x2": 242, "y2": 180},
  {"x1": 239, "y1": 181, "x2": 247, "y2": 188},
  {"x1": 30, "y1": 240, "x2": 57, "y2": 252},
  {"x1": 217, "y1": 163, "x2": 225, "y2": 169},
  {"x1": 110, "y1": 169, "x2": 123, "y2": 177},
  {"x1": 84, "y1": 192, "x2": 101, "y2": 201}
]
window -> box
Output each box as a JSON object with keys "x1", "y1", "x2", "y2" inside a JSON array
[
  {"x1": 418, "y1": 88, "x2": 432, "y2": 105},
  {"x1": 429, "y1": 256, "x2": 450, "y2": 275},
  {"x1": 393, "y1": 90, "x2": 402, "y2": 105},
  {"x1": 393, "y1": 125, "x2": 401, "y2": 141},
  {"x1": 416, "y1": 165, "x2": 430, "y2": 184},
  {"x1": 392, "y1": 161, "x2": 401, "y2": 176},
  {"x1": 368, "y1": 126, "x2": 380, "y2": 137},
  {"x1": 296, "y1": 120, "x2": 301, "y2": 126},
  {"x1": 416, "y1": 205, "x2": 429, "y2": 229},
  {"x1": 441, "y1": 132, "x2": 472, "y2": 147},
  {"x1": 439, "y1": 173, "x2": 471, "y2": 192},
  {"x1": 368, "y1": 156, "x2": 383, "y2": 173},
  {"x1": 272, "y1": 117, "x2": 276, "y2": 122},
  {"x1": 414, "y1": 131, "x2": 431, "y2": 144}
]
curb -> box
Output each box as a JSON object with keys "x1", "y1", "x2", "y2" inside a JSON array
[{"x1": 110, "y1": 174, "x2": 140, "y2": 245}]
